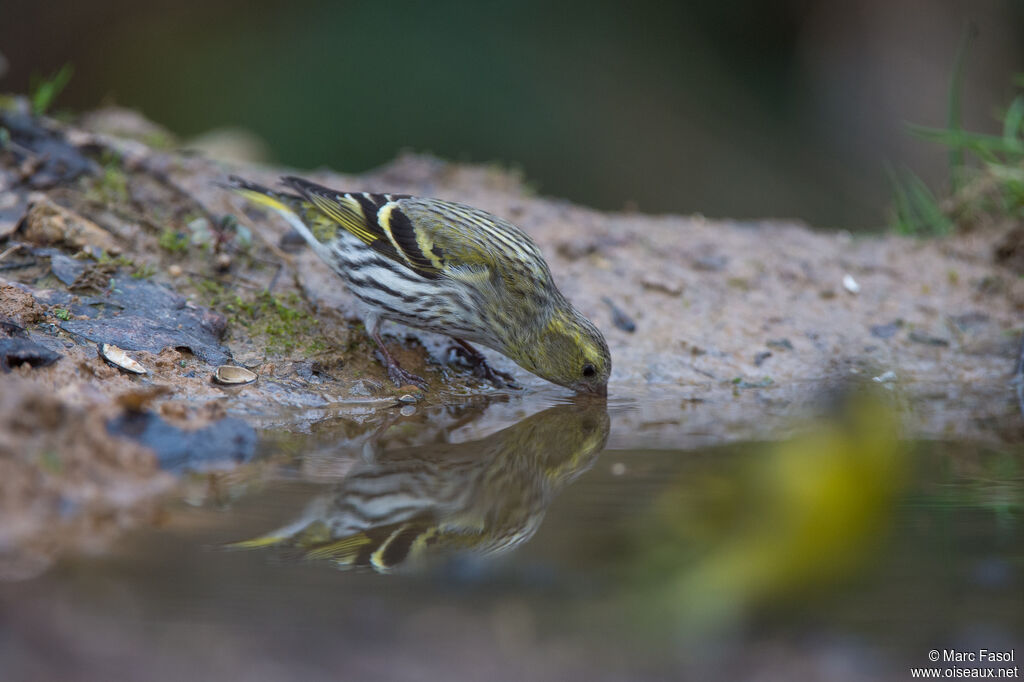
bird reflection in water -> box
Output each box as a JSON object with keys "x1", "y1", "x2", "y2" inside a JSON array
[{"x1": 230, "y1": 402, "x2": 609, "y2": 572}]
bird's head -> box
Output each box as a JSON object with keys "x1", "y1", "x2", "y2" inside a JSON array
[{"x1": 514, "y1": 307, "x2": 611, "y2": 395}]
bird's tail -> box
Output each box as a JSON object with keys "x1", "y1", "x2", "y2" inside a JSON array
[
  {"x1": 222, "y1": 497, "x2": 334, "y2": 552},
  {"x1": 220, "y1": 175, "x2": 303, "y2": 214},
  {"x1": 226, "y1": 521, "x2": 429, "y2": 573},
  {"x1": 220, "y1": 175, "x2": 329, "y2": 256}
]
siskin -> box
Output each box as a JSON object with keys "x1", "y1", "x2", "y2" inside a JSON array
[
  {"x1": 225, "y1": 175, "x2": 610, "y2": 394},
  {"x1": 227, "y1": 402, "x2": 610, "y2": 572}
]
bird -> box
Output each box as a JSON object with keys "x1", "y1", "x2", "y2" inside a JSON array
[
  {"x1": 623, "y1": 386, "x2": 906, "y2": 632},
  {"x1": 224, "y1": 175, "x2": 610, "y2": 395},
  {"x1": 225, "y1": 402, "x2": 610, "y2": 572}
]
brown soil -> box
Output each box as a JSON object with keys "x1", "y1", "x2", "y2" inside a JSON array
[
  {"x1": 0, "y1": 373, "x2": 175, "y2": 580},
  {"x1": 0, "y1": 283, "x2": 46, "y2": 326}
]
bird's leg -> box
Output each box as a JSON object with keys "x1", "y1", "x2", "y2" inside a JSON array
[
  {"x1": 449, "y1": 338, "x2": 520, "y2": 389},
  {"x1": 362, "y1": 410, "x2": 404, "y2": 462},
  {"x1": 369, "y1": 323, "x2": 428, "y2": 390}
]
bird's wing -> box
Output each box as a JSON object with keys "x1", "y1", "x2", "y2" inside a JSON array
[{"x1": 281, "y1": 176, "x2": 541, "y2": 284}]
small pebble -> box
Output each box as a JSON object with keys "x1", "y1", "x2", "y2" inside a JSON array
[
  {"x1": 870, "y1": 320, "x2": 904, "y2": 339},
  {"x1": 215, "y1": 253, "x2": 232, "y2": 271},
  {"x1": 167, "y1": 264, "x2": 183, "y2": 277},
  {"x1": 691, "y1": 254, "x2": 728, "y2": 272},
  {"x1": 908, "y1": 331, "x2": 950, "y2": 347},
  {"x1": 842, "y1": 274, "x2": 860, "y2": 294},
  {"x1": 640, "y1": 277, "x2": 683, "y2": 297},
  {"x1": 397, "y1": 394, "x2": 417, "y2": 404},
  {"x1": 556, "y1": 242, "x2": 600, "y2": 260},
  {"x1": 766, "y1": 338, "x2": 793, "y2": 351},
  {"x1": 951, "y1": 311, "x2": 990, "y2": 331},
  {"x1": 610, "y1": 462, "x2": 626, "y2": 476},
  {"x1": 872, "y1": 370, "x2": 897, "y2": 384},
  {"x1": 732, "y1": 376, "x2": 774, "y2": 389},
  {"x1": 601, "y1": 296, "x2": 636, "y2": 333}
]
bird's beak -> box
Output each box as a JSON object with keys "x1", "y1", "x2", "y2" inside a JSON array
[{"x1": 572, "y1": 382, "x2": 607, "y2": 398}]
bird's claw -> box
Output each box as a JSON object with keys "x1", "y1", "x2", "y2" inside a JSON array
[
  {"x1": 448, "y1": 344, "x2": 520, "y2": 389},
  {"x1": 386, "y1": 363, "x2": 428, "y2": 390},
  {"x1": 473, "y1": 363, "x2": 520, "y2": 389}
]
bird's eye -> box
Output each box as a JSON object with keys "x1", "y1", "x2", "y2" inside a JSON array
[{"x1": 582, "y1": 363, "x2": 596, "y2": 378}]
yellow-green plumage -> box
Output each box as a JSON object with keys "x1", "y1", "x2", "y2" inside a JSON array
[
  {"x1": 226, "y1": 403, "x2": 610, "y2": 572},
  {"x1": 226, "y1": 175, "x2": 611, "y2": 394}
]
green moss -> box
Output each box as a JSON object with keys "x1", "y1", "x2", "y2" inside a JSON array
[
  {"x1": 96, "y1": 253, "x2": 134, "y2": 268},
  {"x1": 38, "y1": 450, "x2": 63, "y2": 474},
  {"x1": 159, "y1": 229, "x2": 189, "y2": 253},
  {"x1": 54, "y1": 308, "x2": 70, "y2": 321},
  {"x1": 142, "y1": 130, "x2": 175, "y2": 150},
  {"x1": 80, "y1": 152, "x2": 130, "y2": 205},
  {"x1": 100, "y1": 163, "x2": 128, "y2": 202},
  {"x1": 0, "y1": 95, "x2": 21, "y2": 112},
  {"x1": 194, "y1": 278, "x2": 225, "y2": 299},
  {"x1": 204, "y1": 286, "x2": 324, "y2": 356},
  {"x1": 131, "y1": 263, "x2": 157, "y2": 279}
]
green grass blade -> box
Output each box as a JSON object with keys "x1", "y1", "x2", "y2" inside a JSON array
[
  {"x1": 886, "y1": 165, "x2": 952, "y2": 236},
  {"x1": 29, "y1": 64, "x2": 74, "y2": 116},
  {"x1": 1002, "y1": 94, "x2": 1024, "y2": 143},
  {"x1": 910, "y1": 124, "x2": 1023, "y2": 160},
  {"x1": 946, "y1": 23, "x2": 976, "y2": 191}
]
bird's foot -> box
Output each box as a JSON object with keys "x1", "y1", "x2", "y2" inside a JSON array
[
  {"x1": 448, "y1": 342, "x2": 521, "y2": 389},
  {"x1": 370, "y1": 329, "x2": 429, "y2": 390},
  {"x1": 385, "y1": 361, "x2": 429, "y2": 390},
  {"x1": 472, "y1": 361, "x2": 520, "y2": 389}
]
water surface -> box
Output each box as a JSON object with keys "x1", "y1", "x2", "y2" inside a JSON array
[{"x1": 1, "y1": 390, "x2": 1021, "y2": 681}]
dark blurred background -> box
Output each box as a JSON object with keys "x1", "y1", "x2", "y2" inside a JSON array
[{"x1": 2, "y1": 0, "x2": 1023, "y2": 229}]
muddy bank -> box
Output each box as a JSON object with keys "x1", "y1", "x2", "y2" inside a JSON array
[
  {"x1": 1, "y1": 101, "x2": 1022, "y2": 575},
  {"x1": 0, "y1": 374, "x2": 174, "y2": 580}
]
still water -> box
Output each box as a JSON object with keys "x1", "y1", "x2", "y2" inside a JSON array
[{"x1": 1, "y1": 390, "x2": 1021, "y2": 681}]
